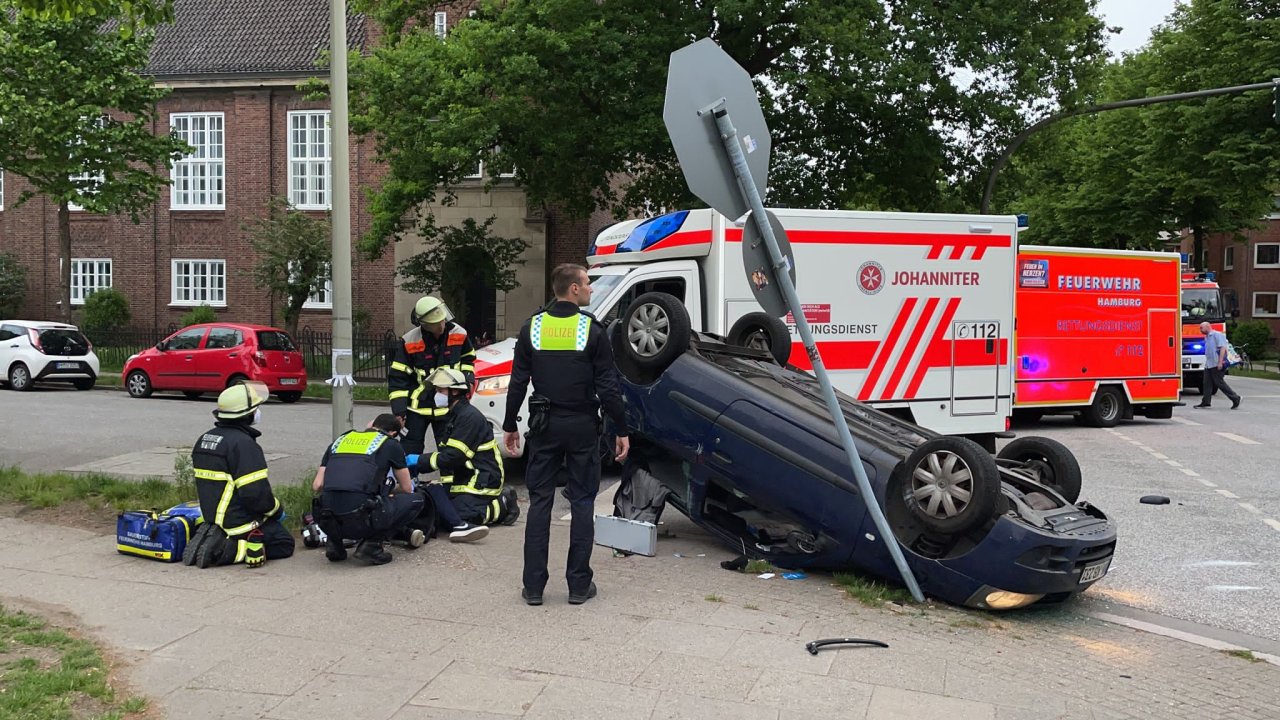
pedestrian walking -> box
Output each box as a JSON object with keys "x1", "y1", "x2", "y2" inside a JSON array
[
  {"x1": 503, "y1": 264, "x2": 630, "y2": 606},
  {"x1": 1194, "y1": 321, "x2": 1241, "y2": 410}
]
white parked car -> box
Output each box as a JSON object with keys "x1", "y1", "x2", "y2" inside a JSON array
[{"x1": 0, "y1": 320, "x2": 101, "y2": 391}]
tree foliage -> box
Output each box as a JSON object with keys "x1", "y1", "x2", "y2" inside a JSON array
[
  {"x1": 396, "y1": 216, "x2": 529, "y2": 329},
  {"x1": 79, "y1": 287, "x2": 130, "y2": 331},
  {"x1": 0, "y1": 252, "x2": 28, "y2": 317},
  {"x1": 350, "y1": 0, "x2": 1109, "y2": 256},
  {"x1": 178, "y1": 304, "x2": 217, "y2": 328},
  {"x1": 0, "y1": 5, "x2": 191, "y2": 321},
  {"x1": 1005, "y1": 0, "x2": 1280, "y2": 250},
  {"x1": 243, "y1": 196, "x2": 332, "y2": 339},
  {"x1": 11, "y1": 0, "x2": 171, "y2": 29}
]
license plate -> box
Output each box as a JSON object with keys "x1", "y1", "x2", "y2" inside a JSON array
[
  {"x1": 56, "y1": 362, "x2": 79, "y2": 370},
  {"x1": 280, "y1": 378, "x2": 299, "y2": 385},
  {"x1": 1079, "y1": 558, "x2": 1111, "y2": 584}
]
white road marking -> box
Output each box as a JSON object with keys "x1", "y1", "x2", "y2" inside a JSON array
[
  {"x1": 1137, "y1": 445, "x2": 1155, "y2": 452},
  {"x1": 1215, "y1": 432, "x2": 1261, "y2": 445},
  {"x1": 1207, "y1": 585, "x2": 1261, "y2": 592},
  {"x1": 1151, "y1": 452, "x2": 1168, "y2": 460},
  {"x1": 1238, "y1": 503, "x2": 1262, "y2": 515},
  {"x1": 1179, "y1": 468, "x2": 1199, "y2": 477},
  {"x1": 1171, "y1": 416, "x2": 1203, "y2": 426},
  {"x1": 1164, "y1": 459, "x2": 1182, "y2": 468},
  {"x1": 1197, "y1": 478, "x2": 1217, "y2": 488},
  {"x1": 1186, "y1": 560, "x2": 1256, "y2": 568},
  {"x1": 1215, "y1": 489, "x2": 1240, "y2": 499},
  {"x1": 1265, "y1": 519, "x2": 1280, "y2": 533},
  {"x1": 1129, "y1": 440, "x2": 1144, "y2": 445}
]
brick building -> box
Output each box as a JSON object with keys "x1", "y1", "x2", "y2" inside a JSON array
[{"x1": 0, "y1": 0, "x2": 609, "y2": 341}]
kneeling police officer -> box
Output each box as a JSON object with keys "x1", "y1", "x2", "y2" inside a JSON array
[{"x1": 312, "y1": 414, "x2": 426, "y2": 565}]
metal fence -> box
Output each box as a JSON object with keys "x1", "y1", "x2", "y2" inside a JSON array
[{"x1": 85, "y1": 325, "x2": 397, "y2": 384}]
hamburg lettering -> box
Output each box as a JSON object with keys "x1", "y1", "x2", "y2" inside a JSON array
[
  {"x1": 891, "y1": 271, "x2": 979, "y2": 286},
  {"x1": 1057, "y1": 275, "x2": 1142, "y2": 292}
]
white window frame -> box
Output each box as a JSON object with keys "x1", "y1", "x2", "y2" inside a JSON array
[
  {"x1": 70, "y1": 258, "x2": 112, "y2": 304},
  {"x1": 434, "y1": 11, "x2": 447, "y2": 38},
  {"x1": 1224, "y1": 245, "x2": 1234, "y2": 271},
  {"x1": 289, "y1": 260, "x2": 332, "y2": 309},
  {"x1": 1254, "y1": 292, "x2": 1280, "y2": 318},
  {"x1": 1, "y1": 169, "x2": 5, "y2": 210},
  {"x1": 69, "y1": 116, "x2": 108, "y2": 212},
  {"x1": 170, "y1": 112, "x2": 226, "y2": 210},
  {"x1": 171, "y1": 259, "x2": 227, "y2": 307},
  {"x1": 1255, "y1": 243, "x2": 1280, "y2": 269},
  {"x1": 288, "y1": 110, "x2": 331, "y2": 210},
  {"x1": 464, "y1": 158, "x2": 517, "y2": 180}
]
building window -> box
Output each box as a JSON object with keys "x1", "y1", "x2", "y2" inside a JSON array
[
  {"x1": 288, "y1": 111, "x2": 331, "y2": 210},
  {"x1": 69, "y1": 116, "x2": 108, "y2": 212},
  {"x1": 70, "y1": 259, "x2": 112, "y2": 304},
  {"x1": 464, "y1": 157, "x2": 517, "y2": 180},
  {"x1": 1255, "y1": 292, "x2": 1280, "y2": 318},
  {"x1": 289, "y1": 260, "x2": 332, "y2": 309},
  {"x1": 171, "y1": 259, "x2": 226, "y2": 306},
  {"x1": 1, "y1": 169, "x2": 5, "y2": 210},
  {"x1": 434, "y1": 11, "x2": 447, "y2": 38},
  {"x1": 170, "y1": 112, "x2": 225, "y2": 209},
  {"x1": 1224, "y1": 245, "x2": 1234, "y2": 271},
  {"x1": 1255, "y1": 243, "x2": 1280, "y2": 269}
]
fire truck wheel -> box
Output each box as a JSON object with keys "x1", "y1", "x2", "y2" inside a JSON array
[
  {"x1": 899, "y1": 437, "x2": 1000, "y2": 535},
  {"x1": 1079, "y1": 386, "x2": 1126, "y2": 428},
  {"x1": 621, "y1": 292, "x2": 691, "y2": 374},
  {"x1": 727, "y1": 313, "x2": 792, "y2": 365},
  {"x1": 997, "y1": 436, "x2": 1082, "y2": 503}
]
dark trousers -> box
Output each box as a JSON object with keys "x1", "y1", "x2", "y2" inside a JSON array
[
  {"x1": 1202, "y1": 366, "x2": 1240, "y2": 405},
  {"x1": 523, "y1": 411, "x2": 601, "y2": 595},
  {"x1": 320, "y1": 492, "x2": 424, "y2": 543},
  {"x1": 402, "y1": 412, "x2": 447, "y2": 455},
  {"x1": 422, "y1": 483, "x2": 466, "y2": 529},
  {"x1": 213, "y1": 519, "x2": 294, "y2": 565}
]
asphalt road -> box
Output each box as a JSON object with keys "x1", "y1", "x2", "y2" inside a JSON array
[{"x1": 2, "y1": 378, "x2": 1278, "y2": 643}]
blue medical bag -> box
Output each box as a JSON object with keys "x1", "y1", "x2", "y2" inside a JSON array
[{"x1": 116, "y1": 509, "x2": 197, "y2": 562}]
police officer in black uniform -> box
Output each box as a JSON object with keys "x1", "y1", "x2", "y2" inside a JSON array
[
  {"x1": 503, "y1": 263, "x2": 630, "y2": 606},
  {"x1": 389, "y1": 296, "x2": 478, "y2": 455},
  {"x1": 311, "y1": 414, "x2": 426, "y2": 565}
]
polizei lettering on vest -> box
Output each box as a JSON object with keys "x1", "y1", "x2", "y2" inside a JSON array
[
  {"x1": 1056, "y1": 275, "x2": 1142, "y2": 292},
  {"x1": 546, "y1": 327, "x2": 575, "y2": 338},
  {"x1": 891, "y1": 271, "x2": 980, "y2": 286}
]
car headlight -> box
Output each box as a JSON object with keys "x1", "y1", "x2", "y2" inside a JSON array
[
  {"x1": 126, "y1": 354, "x2": 138, "y2": 363},
  {"x1": 982, "y1": 590, "x2": 1044, "y2": 610},
  {"x1": 475, "y1": 374, "x2": 511, "y2": 395}
]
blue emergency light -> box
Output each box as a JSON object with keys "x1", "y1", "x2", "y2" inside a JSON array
[{"x1": 617, "y1": 211, "x2": 690, "y2": 253}]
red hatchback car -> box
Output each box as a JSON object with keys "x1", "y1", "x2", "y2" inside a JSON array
[{"x1": 123, "y1": 323, "x2": 308, "y2": 402}]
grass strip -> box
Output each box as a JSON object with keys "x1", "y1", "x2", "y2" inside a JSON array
[{"x1": 833, "y1": 571, "x2": 916, "y2": 607}]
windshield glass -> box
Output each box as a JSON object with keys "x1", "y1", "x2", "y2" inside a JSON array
[
  {"x1": 584, "y1": 272, "x2": 626, "y2": 316},
  {"x1": 1182, "y1": 288, "x2": 1224, "y2": 322},
  {"x1": 256, "y1": 331, "x2": 297, "y2": 352},
  {"x1": 38, "y1": 328, "x2": 91, "y2": 355}
]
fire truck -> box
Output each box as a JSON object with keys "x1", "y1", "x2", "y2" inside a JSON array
[
  {"x1": 1012, "y1": 246, "x2": 1183, "y2": 426},
  {"x1": 1180, "y1": 270, "x2": 1230, "y2": 390},
  {"x1": 472, "y1": 208, "x2": 1020, "y2": 452}
]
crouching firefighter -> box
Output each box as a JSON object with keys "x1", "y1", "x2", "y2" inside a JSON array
[
  {"x1": 312, "y1": 414, "x2": 426, "y2": 565},
  {"x1": 184, "y1": 381, "x2": 295, "y2": 568},
  {"x1": 408, "y1": 367, "x2": 518, "y2": 537}
]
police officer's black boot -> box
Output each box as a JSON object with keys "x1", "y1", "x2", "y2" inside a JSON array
[
  {"x1": 325, "y1": 535, "x2": 347, "y2": 562},
  {"x1": 353, "y1": 539, "x2": 393, "y2": 565}
]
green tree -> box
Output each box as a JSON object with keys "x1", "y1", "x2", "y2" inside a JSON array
[
  {"x1": 396, "y1": 216, "x2": 529, "y2": 330},
  {"x1": 1229, "y1": 320, "x2": 1271, "y2": 362},
  {"x1": 12, "y1": 0, "x2": 171, "y2": 29},
  {"x1": 0, "y1": 252, "x2": 28, "y2": 317},
  {"x1": 0, "y1": 6, "x2": 191, "y2": 322},
  {"x1": 350, "y1": 0, "x2": 1108, "y2": 256},
  {"x1": 243, "y1": 196, "x2": 332, "y2": 339}
]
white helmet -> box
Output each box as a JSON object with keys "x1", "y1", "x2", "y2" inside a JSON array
[
  {"x1": 428, "y1": 367, "x2": 468, "y2": 391},
  {"x1": 214, "y1": 381, "x2": 269, "y2": 420},
  {"x1": 411, "y1": 296, "x2": 450, "y2": 326}
]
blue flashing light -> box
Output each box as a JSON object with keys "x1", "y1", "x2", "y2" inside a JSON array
[
  {"x1": 617, "y1": 211, "x2": 691, "y2": 254},
  {"x1": 1016, "y1": 213, "x2": 1029, "y2": 228},
  {"x1": 1183, "y1": 341, "x2": 1205, "y2": 355}
]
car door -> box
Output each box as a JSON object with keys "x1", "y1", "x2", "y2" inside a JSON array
[
  {"x1": 152, "y1": 327, "x2": 208, "y2": 390},
  {"x1": 199, "y1": 326, "x2": 245, "y2": 390}
]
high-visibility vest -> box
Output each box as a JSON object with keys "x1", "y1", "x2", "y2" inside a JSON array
[
  {"x1": 531, "y1": 313, "x2": 590, "y2": 352},
  {"x1": 324, "y1": 430, "x2": 388, "y2": 495}
]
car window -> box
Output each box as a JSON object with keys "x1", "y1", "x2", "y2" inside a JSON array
[
  {"x1": 38, "y1": 328, "x2": 91, "y2": 354},
  {"x1": 205, "y1": 327, "x2": 244, "y2": 350},
  {"x1": 256, "y1": 330, "x2": 296, "y2": 351},
  {"x1": 0, "y1": 325, "x2": 19, "y2": 341},
  {"x1": 168, "y1": 327, "x2": 207, "y2": 351}
]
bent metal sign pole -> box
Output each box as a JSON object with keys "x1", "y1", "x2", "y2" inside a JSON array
[{"x1": 663, "y1": 38, "x2": 924, "y2": 602}]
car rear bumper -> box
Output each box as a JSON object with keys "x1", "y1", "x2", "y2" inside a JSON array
[{"x1": 35, "y1": 359, "x2": 99, "y2": 380}]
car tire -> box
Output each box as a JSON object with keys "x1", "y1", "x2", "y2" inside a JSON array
[
  {"x1": 621, "y1": 292, "x2": 690, "y2": 374},
  {"x1": 126, "y1": 370, "x2": 153, "y2": 398},
  {"x1": 8, "y1": 363, "x2": 33, "y2": 391},
  {"x1": 997, "y1": 436, "x2": 1082, "y2": 503},
  {"x1": 1079, "y1": 386, "x2": 1125, "y2": 428},
  {"x1": 727, "y1": 312, "x2": 791, "y2": 365},
  {"x1": 183, "y1": 391, "x2": 204, "y2": 400},
  {"x1": 226, "y1": 374, "x2": 248, "y2": 389},
  {"x1": 900, "y1": 437, "x2": 1000, "y2": 535},
  {"x1": 277, "y1": 392, "x2": 302, "y2": 404},
  {"x1": 73, "y1": 378, "x2": 96, "y2": 391}
]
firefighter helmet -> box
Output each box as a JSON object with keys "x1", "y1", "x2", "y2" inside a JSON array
[
  {"x1": 214, "y1": 381, "x2": 270, "y2": 419},
  {"x1": 427, "y1": 367, "x2": 469, "y2": 391},
  {"x1": 411, "y1": 296, "x2": 449, "y2": 326}
]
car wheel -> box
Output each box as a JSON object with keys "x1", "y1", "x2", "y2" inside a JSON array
[
  {"x1": 622, "y1": 292, "x2": 691, "y2": 373},
  {"x1": 900, "y1": 437, "x2": 1000, "y2": 535},
  {"x1": 73, "y1": 378, "x2": 96, "y2": 391},
  {"x1": 126, "y1": 370, "x2": 153, "y2": 398},
  {"x1": 277, "y1": 391, "x2": 302, "y2": 403},
  {"x1": 226, "y1": 374, "x2": 249, "y2": 389},
  {"x1": 8, "y1": 363, "x2": 32, "y2": 391},
  {"x1": 183, "y1": 391, "x2": 204, "y2": 400},
  {"x1": 1080, "y1": 386, "x2": 1125, "y2": 428},
  {"x1": 727, "y1": 312, "x2": 791, "y2": 365},
  {"x1": 997, "y1": 436, "x2": 1082, "y2": 503}
]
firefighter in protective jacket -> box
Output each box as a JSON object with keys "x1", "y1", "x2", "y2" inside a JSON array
[
  {"x1": 186, "y1": 381, "x2": 295, "y2": 568},
  {"x1": 389, "y1": 296, "x2": 477, "y2": 455},
  {"x1": 409, "y1": 367, "x2": 517, "y2": 527}
]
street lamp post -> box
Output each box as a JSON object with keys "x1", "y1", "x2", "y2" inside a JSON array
[{"x1": 328, "y1": 0, "x2": 354, "y2": 438}]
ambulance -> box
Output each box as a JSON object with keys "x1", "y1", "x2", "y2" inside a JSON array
[
  {"x1": 472, "y1": 208, "x2": 1020, "y2": 452},
  {"x1": 1012, "y1": 246, "x2": 1183, "y2": 426}
]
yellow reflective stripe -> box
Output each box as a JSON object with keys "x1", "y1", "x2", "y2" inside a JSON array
[
  {"x1": 194, "y1": 468, "x2": 232, "y2": 482},
  {"x1": 444, "y1": 437, "x2": 475, "y2": 458},
  {"x1": 223, "y1": 520, "x2": 258, "y2": 536},
  {"x1": 428, "y1": 452, "x2": 440, "y2": 471},
  {"x1": 449, "y1": 484, "x2": 501, "y2": 496},
  {"x1": 458, "y1": 364, "x2": 475, "y2": 373},
  {"x1": 214, "y1": 483, "x2": 235, "y2": 528},
  {"x1": 477, "y1": 440, "x2": 497, "y2": 451},
  {"x1": 390, "y1": 361, "x2": 412, "y2": 373},
  {"x1": 389, "y1": 390, "x2": 410, "y2": 400},
  {"x1": 234, "y1": 539, "x2": 247, "y2": 563},
  {"x1": 485, "y1": 498, "x2": 502, "y2": 524},
  {"x1": 407, "y1": 406, "x2": 448, "y2": 416},
  {"x1": 235, "y1": 468, "x2": 269, "y2": 487}
]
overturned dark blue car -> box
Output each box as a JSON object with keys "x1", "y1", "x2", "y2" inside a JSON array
[{"x1": 610, "y1": 292, "x2": 1117, "y2": 610}]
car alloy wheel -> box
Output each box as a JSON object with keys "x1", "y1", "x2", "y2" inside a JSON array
[
  {"x1": 8, "y1": 363, "x2": 31, "y2": 391},
  {"x1": 628, "y1": 302, "x2": 670, "y2": 358},
  {"x1": 911, "y1": 450, "x2": 975, "y2": 521}
]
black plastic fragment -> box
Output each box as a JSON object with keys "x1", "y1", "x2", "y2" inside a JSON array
[{"x1": 805, "y1": 637, "x2": 889, "y2": 655}]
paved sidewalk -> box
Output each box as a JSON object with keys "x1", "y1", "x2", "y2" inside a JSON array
[{"x1": 1, "y1": 504, "x2": 1276, "y2": 720}]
